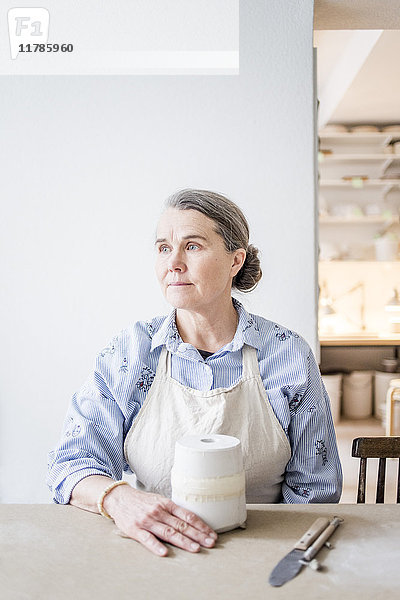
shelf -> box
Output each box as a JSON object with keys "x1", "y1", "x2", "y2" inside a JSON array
[
  {"x1": 319, "y1": 154, "x2": 400, "y2": 161},
  {"x1": 319, "y1": 215, "x2": 398, "y2": 225},
  {"x1": 320, "y1": 179, "x2": 400, "y2": 188},
  {"x1": 318, "y1": 131, "x2": 400, "y2": 268},
  {"x1": 320, "y1": 334, "x2": 400, "y2": 347},
  {"x1": 319, "y1": 131, "x2": 400, "y2": 143},
  {"x1": 319, "y1": 260, "x2": 400, "y2": 265}
]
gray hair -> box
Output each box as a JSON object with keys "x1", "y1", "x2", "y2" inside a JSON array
[{"x1": 164, "y1": 189, "x2": 262, "y2": 292}]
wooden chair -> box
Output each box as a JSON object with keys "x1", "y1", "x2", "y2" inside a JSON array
[
  {"x1": 351, "y1": 436, "x2": 400, "y2": 503},
  {"x1": 386, "y1": 379, "x2": 400, "y2": 436}
]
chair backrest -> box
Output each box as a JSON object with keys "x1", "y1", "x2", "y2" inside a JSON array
[{"x1": 351, "y1": 437, "x2": 400, "y2": 503}]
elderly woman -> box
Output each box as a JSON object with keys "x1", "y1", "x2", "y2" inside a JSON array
[{"x1": 47, "y1": 189, "x2": 342, "y2": 557}]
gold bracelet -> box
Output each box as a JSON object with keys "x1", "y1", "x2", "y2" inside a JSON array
[{"x1": 97, "y1": 480, "x2": 129, "y2": 519}]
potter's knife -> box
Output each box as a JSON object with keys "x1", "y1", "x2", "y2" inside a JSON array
[{"x1": 269, "y1": 516, "x2": 343, "y2": 587}]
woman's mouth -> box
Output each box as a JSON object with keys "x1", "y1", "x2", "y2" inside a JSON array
[{"x1": 168, "y1": 282, "x2": 192, "y2": 286}]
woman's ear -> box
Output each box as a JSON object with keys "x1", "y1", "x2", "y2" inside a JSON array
[{"x1": 231, "y1": 249, "x2": 246, "y2": 277}]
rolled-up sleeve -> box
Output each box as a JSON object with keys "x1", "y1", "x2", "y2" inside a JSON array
[
  {"x1": 46, "y1": 368, "x2": 126, "y2": 504},
  {"x1": 282, "y1": 350, "x2": 343, "y2": 503}
]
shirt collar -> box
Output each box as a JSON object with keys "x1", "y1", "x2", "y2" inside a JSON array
[
  {"x1": 229, "y1": 297, "x2": 262, "y2": 352},
  {"x1": 150, "y1": 298, "x2": 262, "y2": 354},
  {"x1": 150, "y1": 308, "x2": 181, "y2": 353}
]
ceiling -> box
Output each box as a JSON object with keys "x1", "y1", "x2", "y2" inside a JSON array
[
  {"x1": 314, "y1": 30, "x2": 400, "y2": 126},
  {"x1": 314, "y1": 2, "x2": 400, "y2": 127},
  {"x1": 314, "y1": 0, "x2": 400, "y2": 30}
]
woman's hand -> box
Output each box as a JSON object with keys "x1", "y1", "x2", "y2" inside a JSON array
[{"x1": 103, "y1": 483, "x2": 218, "y2": 556}]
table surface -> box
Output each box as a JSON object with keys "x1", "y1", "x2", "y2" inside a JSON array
[{"x1": 1, "y1": 503, "x2": 399, "y2": 600}]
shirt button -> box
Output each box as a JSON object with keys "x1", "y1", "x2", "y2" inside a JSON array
[{"x1": 178, "y1": 343, "x2": 187, "y2": 353}]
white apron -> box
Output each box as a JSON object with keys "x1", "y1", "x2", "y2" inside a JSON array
[{"x1": 124, "y1": 345, "x2": 291, "y2": 503}]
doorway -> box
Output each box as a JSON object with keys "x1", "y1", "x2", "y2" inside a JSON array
[{"x1": 313, "y1": 25, "x2": 400, "y2": 501}]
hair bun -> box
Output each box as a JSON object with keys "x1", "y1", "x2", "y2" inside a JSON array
[{"x1": 233, "y1": 244, "x2": 262, "y2": 292}]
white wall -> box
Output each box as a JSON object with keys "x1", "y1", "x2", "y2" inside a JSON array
[{"x1": 0, "y1": 0, "x2": 316, "y2": 502}]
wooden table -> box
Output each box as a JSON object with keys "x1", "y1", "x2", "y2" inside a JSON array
[{"x1": 1, "y1": 504, "x2": 399, "y2": 599}]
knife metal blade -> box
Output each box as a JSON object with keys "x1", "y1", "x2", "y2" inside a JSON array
[
  {"x1": 269, "y1": 547, "x2": 311, "y2": 587},
  {"x1": 269, "y1": 516, "x2": 342, "y2": 587}
]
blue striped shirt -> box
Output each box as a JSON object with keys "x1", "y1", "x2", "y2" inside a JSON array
[{"x1": 47, "y1": 299, "x2": 342, "y2": 504}]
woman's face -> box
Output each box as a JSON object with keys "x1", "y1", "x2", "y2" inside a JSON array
[{"x1": 155, "y1": 208, "x2": 245, "y2": 313}]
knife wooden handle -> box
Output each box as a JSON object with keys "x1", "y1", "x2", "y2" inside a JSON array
[
  {"x1": 302, "y1": 517, "x2": 343, "y2": 561},
  {"x1": 294, "y1": 517, "x2": 330, "y2": 551}
]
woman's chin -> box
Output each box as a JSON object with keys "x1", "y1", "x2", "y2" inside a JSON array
[
  {"x1": 167, "y1": 298, "x2": 194, "y2": 310},
  {"x1": 166, "y1": 288, "x2": 197, "y2": 310}
]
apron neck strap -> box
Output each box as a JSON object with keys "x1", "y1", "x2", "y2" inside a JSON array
[
  {"x1": 160, "y1": 344, "x2": 257, "y2": 379},
  {"x1": 241, "y1": 344, "x2": 258, "y2": 378},
  {"x1": 156, "y1": 346, "x2": 170, "y2": 376}
]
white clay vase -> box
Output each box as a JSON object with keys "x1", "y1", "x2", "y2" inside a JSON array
[{"x1": 171, "y1": 434, "x2": 247, "y2": 533}]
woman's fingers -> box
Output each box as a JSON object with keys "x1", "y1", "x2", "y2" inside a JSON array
[
  {"x1": 168, "y1": 501, "x2": 218, "y2": 539},
  {"x1": 161, "y1": 512, "x2": 217, "y2": 548},
  {"x1": 133, "y1": 502, "x2": 217, "y2": 555},
  {"x1": 135, "y1": 528, "x2": 169, "y2": 557},
  {"x1": 104, "y1": 487, "x2": 217, "y2": 555},
  {"x1": 148, "y1": 522, "x2": 203, "y2": 553}
]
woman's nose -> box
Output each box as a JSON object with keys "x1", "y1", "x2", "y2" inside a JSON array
[{"x1": 168, "y1": 251, "x2": 186, "y2": 272}]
